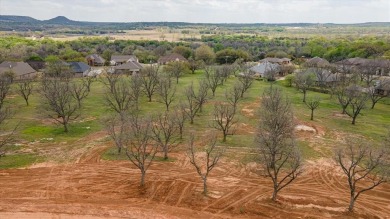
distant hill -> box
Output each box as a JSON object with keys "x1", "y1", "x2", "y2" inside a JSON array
[
  {"x1": 0, "y1": 15, "x2": 39, "y2": 23},
  {"x1": 0, "y1": 15, "x2": 389, "y2": 32},
  {"x1": 44, "y1": 16, "x2": 80, "y2": 25}
]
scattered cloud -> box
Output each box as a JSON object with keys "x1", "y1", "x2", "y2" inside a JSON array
[{"x1": 0, "y1": 0, "x2": 389, "y2": 23}]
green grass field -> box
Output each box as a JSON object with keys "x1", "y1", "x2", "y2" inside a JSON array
[{"x1": 1, "y1": 70, "x2": 389, "y2": 168}]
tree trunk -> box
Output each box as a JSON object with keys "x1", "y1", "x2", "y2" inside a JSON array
[
  {"x1": 25, "y1": 99, "x2": 29, "y2": 106},
  {"x1": 203, "y1": 177, "x2": 208, "y2": 194},
  {"x1": 176, "y1": 77, "x2": 179, "y2": 84},
  {"x1": 164, "y1": 149, "x2": 168, "y2": 160},
  {"x1": 140, "y1": 170, "x2": 146, "y2": 187},
  {"x1": 303, "y1": 90, "x2": 306, "y2": 103},
  {"x1": 148, "y1": 96, "x2": 152, "y2": 102},
  {"x1": 342, "y1": 107, "x2": 347, "y2": 114},
  {"x1": 272, "y1": 187, "x2": 278, "y2": 201},
  {"x1": 371, "y1": 101, "x2": 376, "y2": 109},
  {"x1": 310, "y1": 109, "x2": 314, "y2": 120},
  {"x1": 190, "y1": 117, "x2": 194, "y2": 124},
  {"x1": 223, "y1": 133, "x2": 227, "y2": 142},
  {"x1": 117, "y1": 146, "x2": 122, "y2": 154},
  {"x1": 351, "y1": 116, "x2": 356, "y2": 125},
  {"x1": 348, "y1": 195, "x2": 355, "y2": 212},
  {"x1": 63, "y1": 117, "x2": 69, "y2": 133}
]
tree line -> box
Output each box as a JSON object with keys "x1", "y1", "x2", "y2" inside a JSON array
[{"x1": 1, "y1": 35, "x2": 389, "y2": 66}]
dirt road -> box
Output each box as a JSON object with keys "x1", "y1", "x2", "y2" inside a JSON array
[{"x1": 0, "y1": 148, "x2": 389, "y2": 218}]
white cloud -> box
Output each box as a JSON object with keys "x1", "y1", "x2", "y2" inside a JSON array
[{"x1": 0, "y1": 0, "x2": 389, "y2": 23}]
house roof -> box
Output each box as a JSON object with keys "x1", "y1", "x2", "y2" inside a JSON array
[
  {"x1": 305, "y1": 57, "x2": 330, "y2": 67},
  {"x1": 158, "y1": 53, "x2": 187, "y2": 63},
  {"x1": 86, "y1": 54, "x2": 105, "y2": 64},
  {"x1": 68, "y1": 62, "x2": 90, "y2": 73},
  {"x1": 114, "y1": 61, "x2": 143, "y2": 71},
  {"x1": 260, "y1": 57, "x2": 290, "y2": 64},
  {"x1": 111, "y1": 55, "x2": 138, "y2": 63},
  {"x1": 0, "y1": 61, "x2": 36, "y2": 76},
  {"x1": 249, "y1": 61, "x2": 280, "y2": 75},
  {"x1": 336, "y1": 58, "x2": 390, "y2": 68}
]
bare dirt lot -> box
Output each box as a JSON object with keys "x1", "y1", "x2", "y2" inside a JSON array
[{"x1": 0, "y1": 144, "x2": 389, "y2": 219}]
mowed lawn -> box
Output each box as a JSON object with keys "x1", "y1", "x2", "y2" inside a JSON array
[{"x1": 1, "y1": 70, "x2": 390, "y2": 168}]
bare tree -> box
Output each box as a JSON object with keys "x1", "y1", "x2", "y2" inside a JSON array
[
  {"x1": 174, "y1": 104, "x2": 187, "y2": 139},
  {"x1": 238, "y1": 71, "x2": 254, "y2": 98},
  {"x1": 294, "y1": 69, "x2": 315, "y2": 103},
  {"x1": 71, "y1": 79, "x2": 90, "y2": 108},
  {"x1": 194, "y1": 79, "x2": 209, "y2": 113},
  {"x1": 217, "y1": 65, "x2": 234, "y2": 85},
  {"x1": 263, "y1": 64, "x2": 280, "y2": 82},
  {"x1": 164, "y1": 61, "x2": 189, "y2": 84},
  {"x1": 0, "y1": 74, "x2": 12, "y2": 110},
  {"x1": 0, "y1": 108, "x2": 16, "y2": 158},
  {"x1": 188, "y1": 58, "x2": 204, "y2": 74},
  {"x1": 141, "y1": 65, "x2": 160, "y2": 102},
  {"x1": 255, "y1": 86, "x2": 302, "y2": 201},
  {"x1": 357, "y1": 60, "x2": 381, "y2": 86},
  {"x1": 204, "y1": 67, "x2": 220, "y2": 97},
  {"x1": 130, "y1": 74, "x2": 143, "y2": 111},
  {"x1": 187, "y1": 133, "x2": 225, "y2": 194},
  {"x1": 335, "y1": 85, "x2": 353, "y2": 114},
  {"x1": 103, "y1": 75, "x2": 133, "y2": 113},
  {"x1": 125, "y1": 114, "x2": 158, "y2": 187},
  {"x1": 0, "y1": 74, "x2": 15, "y2": 157},
  {"x1": 151, "y1": 111, "x2": 179, "y2": 160},
  {"x1": 17, "y1": 79, "x2": 34, "y2": 106},
  {"x1": 40, "y1": 77, "x2": 79, "y2": 132},
  {"x1": 225, "y1": 82, "x2": 243, "y2": 111},
  {"x1": 367, "y1": 79, "x2": 390, "y2": 109},
  {"x1": 157, "y1": 75, "x2": 176, "y2": 111},
  {"x1": 83, "y1": 76, "x2": 95, "y2": 92},
  {"x1": 211, "y1": 102, "x2": 237, "y2": 142},
  {"x1": 305, "y1": 98, "x2": 320, "y2": 120},
  {"x1": 104, "y1": 112, "x2": 127, "y2": 154},
  {"x1": 345, "y1": 86, "x2": 368, "y2": 125},
  {"x1": 334, "y1": 139, "x2": 388, "y2": 212},
  {"x1": 183, "y1": 83, "x2": 201, "y2": 124}
]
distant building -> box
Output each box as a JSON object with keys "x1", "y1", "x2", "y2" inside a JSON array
[
  {"x1": 158, "y1": 53, "x2": 187, "y2": 65},
  {"x1": 68, "y1": 62, "x2": 91, "y2": 77},
  {"x1": 0, "y1": 61, "x2": 37, "y2": 80},
  {"x1": 335, "y1": 58, "x2": 390, "y2": 76},
  {"x1": 113, "y1": 61, "x2": 143, "y2": 75},
  {"x1": 259, "y1": 57, "x2": 291, "y2": 65},
  {"x1": 86, "y1": 54, "x2": 105, "y2": 66},
  {"x1": 110, "y1": 55, "x2": 139, "y2": 66},
  {"x1": 304, "y1": 57, "x2": 330, "y2": 68},
  {"x1": 249, "y1": 61, "x2": 281, "y2": 78}
]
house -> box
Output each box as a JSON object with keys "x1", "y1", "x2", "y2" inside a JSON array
[
  {"x1": 68, "y1": 62, "x2": 91, "y2": 77},
  {"x1": 259, "y1": 57, "x2": 291, "y2": 65},
  {"x1": 86, "y1": 54, "x2": 105, "y2": 66},
  {"x1": 0, "y1": 61, "x2": 37, "y2": 80},
  {"x1": 336, "y1": 58, "x2": 390, "y2": 76},
  {"x1": 310, "y1": 68, "x2": 339, "y2": 87},
  {"x1": 113, "y1": 61, "x2": 143, "y2": 75},
  {"x1": 110, "y1": 55, "x2": 139, "y2": 66},
  {"x1": 374, "y1": 78, "x2": 390, "y2": 96},
  {"x1": 249, "y1": 61, "x2": 281, "y2": 78},
  {"x1": 158, "y1": 53, "x2": 187, "y2": 65},
  {"x1": 304, "y1": 57, "x2": 330, "y2": 68}
]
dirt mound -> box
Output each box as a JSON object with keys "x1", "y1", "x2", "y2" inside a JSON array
[{"x1": 0, "y1": 155, "x2": 389, "y2": 218}]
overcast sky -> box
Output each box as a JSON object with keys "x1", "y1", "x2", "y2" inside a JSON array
[{"x1": 0, "y1": 0, "x2": 389, "y2": 23}]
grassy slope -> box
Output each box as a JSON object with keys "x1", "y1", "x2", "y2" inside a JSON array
[{"x1": 1, "y1": 71, "x2": 389, "y2": 168}]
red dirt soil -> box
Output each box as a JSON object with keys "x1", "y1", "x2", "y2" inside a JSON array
[{"x1": 0, "y1": 146, "x2": 389, "y2": 219}]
